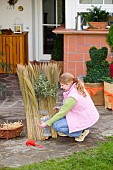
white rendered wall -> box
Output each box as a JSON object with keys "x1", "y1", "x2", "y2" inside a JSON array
[
  {"x1": 0, "y1": 0, "x2": 113, "y2": 61},
  {"x1": 65, "y1": 0, "x2": 113, "y2": 29},
  {"x1": 0, "y1": 0, "x2": 33, "y2": 61},
  {"x1": 65, "y1": 0, "x2": 76, "y2": 29}
]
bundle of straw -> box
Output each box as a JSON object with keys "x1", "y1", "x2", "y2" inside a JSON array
[
  {"x1": 40, "y1": 63, "x2": 60, "y2": 138},
  {"x1": 17, "y1": 64, "x2": 43, "y2": 140},
  {"x1": 17, "y1": 62, "x2": 61, "y2": 140}
]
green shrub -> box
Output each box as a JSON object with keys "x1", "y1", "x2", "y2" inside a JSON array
[
  {"x1": 83, "y1": 46, "x2": 110, "y2": 83},
  {"x1": 51, "y1": 34, "x2": 63, "y2": 61},
  {"x1": 0, "y1": 51, "x2": 12, "y2": 73},
  {"x1": 106, "y1": 25, "x2": 113, "y2": 52},
  {"x1": 34, "y1": 72, "x2": 58, "y2": 100}
]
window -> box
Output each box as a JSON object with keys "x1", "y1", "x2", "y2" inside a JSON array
[
  {"x1": 43, "y1": 0, "x2": 64, "y2": 54},
  {"x1": 76, "y1": 0, "x2": 113, "y2": 14},
  {"x1": 79, "y1": 0, "x2": 113, "y2": 4},
  {"x1": 104, "y1": 0, "x2": 113, "y2": 4}
]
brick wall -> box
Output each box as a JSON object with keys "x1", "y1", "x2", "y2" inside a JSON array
[
  {"x1": 53, "y1": 26, "x2": 111, "y2": 77},
  {"x1": 64, "y1": 32, "x2": 111, "y2": 77}
]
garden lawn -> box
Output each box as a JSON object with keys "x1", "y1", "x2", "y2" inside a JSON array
[{"x1": 1, "y1": 137, "x2": 113, "y2": 170}]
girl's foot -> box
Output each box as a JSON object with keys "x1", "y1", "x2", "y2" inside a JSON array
[
  {"x1": 58, "y1": 132, "x2": 67, "y2": 136},
  {"x1": 75, "y1": 130, "x2": 89, "y2": 142}
]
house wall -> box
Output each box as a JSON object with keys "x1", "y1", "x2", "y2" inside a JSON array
[
  {"x1": 65, "y1": 0, "x2": 76, "y2": 29},
  {"x1": 65, "y1": 0, "x2": 113, "y2": 29},
  {"x1": 53, "y1": 25, "x2": 111, "y2": 77},
  {"x1": 63, "y1": 31, "x2": 111, "y2": 77},
  {"x1": 0, "y1": 0, "x2": 33, "y2": 61},
  {"x1": 0, "y1": 1, "x2": 113, "y2": 62}
]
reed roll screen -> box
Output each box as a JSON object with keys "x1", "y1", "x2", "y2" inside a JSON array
[{"x1": 17, "y1": 63, "x2": 61, "y2": 140}]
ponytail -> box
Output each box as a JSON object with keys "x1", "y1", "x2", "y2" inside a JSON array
[
  {"x1": 75, "y1": 79, "x2": 87, "y2": 97},
  {"x1": 73, "y1": 78, "x2": 78, "y2": 84}
]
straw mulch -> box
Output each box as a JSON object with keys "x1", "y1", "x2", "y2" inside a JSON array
[{"x1": 17, "y1": 62, "x2": 61, "y2": 140}]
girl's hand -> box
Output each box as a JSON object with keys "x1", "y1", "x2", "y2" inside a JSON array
[
  {"x1": 53, "y1": 106, "x2": 60, "y2": 112},
  {"x1": 38, "y1": 121, "x2": 47, "y2": 128}
]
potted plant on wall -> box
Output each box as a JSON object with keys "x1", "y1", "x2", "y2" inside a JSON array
[
  {"x1": 83, "y1": 46, "x2": 110, "y2": 105},
  {"x1": 80, "y1": 5, "x2": 111, "y2": 29}
]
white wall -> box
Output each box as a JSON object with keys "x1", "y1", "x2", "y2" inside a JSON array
[
  {"x1": 65, "y1": 0, "x2": 76, "y2": 29},
  {"x1": 0, "y1": 0, "x2": 33, "y2": 61},
  {"x1": 65, "y1": 0, "x2": 113, "y2": 29},
  {"x1": 1, "y1": 0, "x2": 112, "y2": 61}
]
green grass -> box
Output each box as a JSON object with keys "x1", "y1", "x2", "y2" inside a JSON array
[{"x1": 1, "y1": 137, "x2": 113, "y2": 170}]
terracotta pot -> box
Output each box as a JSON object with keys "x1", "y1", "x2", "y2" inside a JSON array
[
  {"x1": 89, "y1": 22, "x2": 107, "y2": 29},
  {"x1": 84, "y1": 82, "x2": 104, "y2": 106},
  {"x1": 104, "y1": 82, "x2": 113, "y2": 110}
]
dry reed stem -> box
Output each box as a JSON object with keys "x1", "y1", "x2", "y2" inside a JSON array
[
  {"x1": 17, "y1": 65, "x2": 43, "y2": 140},
  {"x1": 47, "y1": 97, "x2": 57, "y2": 138},
  {"x1": 17, "y1": 63, "x2": 61, "y2": 140}
]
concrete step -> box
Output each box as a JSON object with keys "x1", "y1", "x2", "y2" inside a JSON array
[{"x1": 0, "y1": 74, "x2": 22, "y2": 100}]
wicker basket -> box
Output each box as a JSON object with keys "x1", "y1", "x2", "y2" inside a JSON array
[{"x1": 0, "y1": 122, "x2": 23, "y2": 139}]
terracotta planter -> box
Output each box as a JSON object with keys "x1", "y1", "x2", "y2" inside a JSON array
[
  {"x1": 89, "y1": 22, "x2": 107, "y2": 29},
  {"x1": 84, "y1": 82, "x2": 104, "y2": 106},
  {"x1": 104, "y1": 82, "x2": 113, "y2": 110}
]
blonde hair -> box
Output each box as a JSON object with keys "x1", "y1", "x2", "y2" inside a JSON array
[{"x1": 59, "y1": 72, "x2": 86, "y2": 97}]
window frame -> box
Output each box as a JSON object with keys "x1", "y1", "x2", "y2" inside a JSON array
[{"x1": 76, "y1": 0, "x2": 113, "y2": 13}]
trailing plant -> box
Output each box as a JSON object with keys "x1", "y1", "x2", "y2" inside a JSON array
[
  {"x1": 106, "y1": 25, "x2": 113, "y2": 52},
  {"x1": 83, "y1": 46, "x2": 110, "y2": 83},
  {"x1": 101, "y1": 76, "x2": 113, "y2": 84},
  {"x1": 80, "y1": 5, "x2": 110, "y2": 23},
  {"x1": 0, "y1": 51, "x2": 13, "y2": 73},
  {"x1": 0, "y1": 51, "x2": 12, "y2": 99},
  {"x1": 0, "y1": 83, "x2": 7, "y2": 98},
  {"x1": 7, "y1": 0, "x2": 18, "y2": 9}
]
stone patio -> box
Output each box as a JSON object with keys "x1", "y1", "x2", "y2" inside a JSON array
[{"x1": 0, "y1": 74, "x2": 113, "y2": 168}]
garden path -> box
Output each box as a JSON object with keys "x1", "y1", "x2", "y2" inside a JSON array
[{"x1": 0, "y1": 74, "x2": 113, "y2": 168}]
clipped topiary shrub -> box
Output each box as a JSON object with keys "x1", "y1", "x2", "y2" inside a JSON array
[{"x1": 84, "y1": 46, "x2": 110, "y2": 83}]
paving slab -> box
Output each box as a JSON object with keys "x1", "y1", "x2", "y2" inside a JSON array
[
  {"x1": 0, "y1": 74, "x2": 113, "y2": 168},
  {"x1": 0, "y1": 96, "x2": 113, "y2": 168}
]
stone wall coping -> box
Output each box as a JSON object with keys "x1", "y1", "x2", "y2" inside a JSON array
[{"x1": 53, "y1": 25, "x2": 109, "y2": 35}]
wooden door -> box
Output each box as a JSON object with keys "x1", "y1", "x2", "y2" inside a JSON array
[{"x1": 0, "y1": 32, "x2": 28, "y2": 73}]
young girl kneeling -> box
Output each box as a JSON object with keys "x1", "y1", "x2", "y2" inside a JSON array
[{"x1": 39, "y1": 72, "x2": 99, "y2": 142}]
